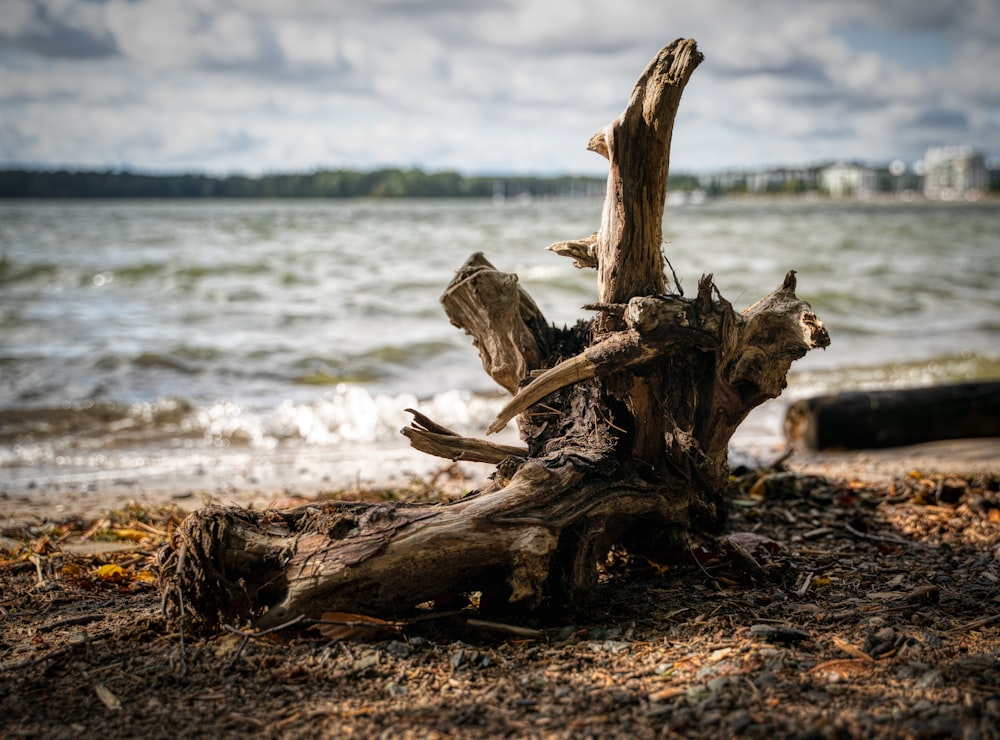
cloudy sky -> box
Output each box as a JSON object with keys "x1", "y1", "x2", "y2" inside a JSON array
[{"x1": 1, "y1": 0, "x2": 998, "y2": 176}]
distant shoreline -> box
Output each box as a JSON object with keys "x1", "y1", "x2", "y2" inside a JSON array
[
  {"x1": 0, "y1": 168, "x2": 612, "y2": 200},
  {"x1": 2, "y1": 191, "x2": 996, "y2": 207},
  {"x1": 2, "y1": 167, "x2": 997, "y2": 203}
]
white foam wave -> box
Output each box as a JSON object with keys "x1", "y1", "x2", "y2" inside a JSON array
[{"x1": 200, "y1": 385, "x2": 512, "y2": 449}]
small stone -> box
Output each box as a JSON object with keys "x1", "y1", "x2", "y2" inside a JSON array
[
  {"x1": 910, "y1": 699, "x2": 936, "y2": 718},
  {"x1": 728, "y1": 710, "x2": 753, "y2": 733},
  {"x1": 707, "y1": 676, "x2": 729, "y2": 693},
  {"x1": 937, "y1": 477, "x2": 967, "y2": 504},
  {"x1": 602, "y1": 640, "x2": 630, "y2": 654},
  {"x1": 750, "y1": 623, "x2": 811, "y2": 645},
  {"x1": 590, "y1": 626, "x2": 623, "y2": 640},
  {"x1": 874, "y1": 626, "x2": 896, "y2": 641},
  {"x1": 865, "y1": 626, "x2": 897, "y2": 658},
  {"x1": 967, "y1": 494, "x2": 990, "y2": 515},
  {"x1": 384, "y1": 641, "x2": 410, "y2": 659},
  {"x1": 904, "y1": 584, "x2": 940, "y2": 605},
  {"x1": 916, "y1": 669, "x2": 942, "y2": 689},
  {"x1": 897, "y1": 661, "x2": 930, "y2": 679}
]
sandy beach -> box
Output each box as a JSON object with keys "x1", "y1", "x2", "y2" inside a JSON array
[
  {"x1": 3, "y1": 437, "x2": 997, "y2": 528},
  {"x1": 0, "y1": 442, "x2": 487, "y2": 527}
]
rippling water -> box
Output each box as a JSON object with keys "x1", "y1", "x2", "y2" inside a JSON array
[{"x1": 2, "y1": 197, "x2": 998, "y2": 490}]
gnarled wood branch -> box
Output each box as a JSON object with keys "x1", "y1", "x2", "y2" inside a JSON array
[
  {"x1": 547, "y1": 233, "x2": 598, "y2": 269},
  {"x1": 402, "y1": 408, "x2": 527, "y2": 463},
  {"x1": 593, "y1": 39, "x2": 703, "y2": 318},
  {"x1": 440, "y1": 252, "x2": 554, "y2": 393}
]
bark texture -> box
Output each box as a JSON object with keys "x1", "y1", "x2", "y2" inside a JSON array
[{"x1": 160, "y1": 38, "x2": 829, "y2": 630}]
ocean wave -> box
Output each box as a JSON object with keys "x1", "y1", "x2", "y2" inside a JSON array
[
  {"x1": 0, "y1": 386, "x2": 511, "y2": 468},
  {"x1": 0, "y1": 397, "x2": 195, "y2": 441},
  {"x1": 3, "y1": 348, "x2": 996, "y2": 462},
  {"x1": 199, "y1": 386, "x2": 507, "y2": 448},
  {"x1": 0, "y1": 256, "x2": 63, "y2": 286}
]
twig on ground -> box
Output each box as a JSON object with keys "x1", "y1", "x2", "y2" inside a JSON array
[
  {"x1": 0, "y1": 631, "x2": 115, "y2": 673},
  {"x1": 465, "y1": 619, "x2": 543, "y2": 638},
  {"x1": 37, "y1": 613, "x2": 105, "y2": 632},
  {"x1": 947, "y1": 614, "x2": 1000, "y2": 633},
  {"x1": 222, "y1": 615, "x2": 307, "y2": 671},
  {"x1": 844, "y1": 522, "x2": 913, "y2": 547}
]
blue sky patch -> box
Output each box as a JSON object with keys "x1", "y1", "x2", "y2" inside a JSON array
[{"x1": 835, "y1": 26, "x2": 955, "y2": 70}]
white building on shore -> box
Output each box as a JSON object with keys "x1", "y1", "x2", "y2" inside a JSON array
[
  {"x1": 819, "y1": 163, "x2": 876, "y2": 198},
  {"x1": 922, "y1": 146, "x2": 987, "y2": 200}
]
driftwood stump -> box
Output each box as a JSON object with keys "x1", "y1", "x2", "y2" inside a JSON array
[
  {"x1": 786, "y1": 381, "x2": 1000, "y2": 450},
  {"x1": 160, "y1": 39, "x2": 829, "y2": 630}
]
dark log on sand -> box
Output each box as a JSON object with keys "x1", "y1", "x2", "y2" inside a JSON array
[
  {"x1": 785, "y1": 381, "x2": 1000, "y2": 451},
  {"x1": 160, "y1": 39, "x2": 829, "y2": 631}
]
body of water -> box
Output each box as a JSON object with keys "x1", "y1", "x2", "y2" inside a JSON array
[{"x1": 2, "y1": 197, "x2": 998, "y2": 491}]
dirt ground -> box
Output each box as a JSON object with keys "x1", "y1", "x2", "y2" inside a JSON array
[{"x1": 3, "y1": 458, "x2": 999, "y2": 739}]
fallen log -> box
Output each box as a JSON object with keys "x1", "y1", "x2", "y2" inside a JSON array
[
  {"x1": 785, "y1": 381, "x2": 1000, "y2": 451},
  {"x1": 159, "y1": 38, "x2": 829, "y2": 631}
]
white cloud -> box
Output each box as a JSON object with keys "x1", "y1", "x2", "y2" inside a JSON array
[
  {"x1": 1, "y1": 0, "x2": 997, "y2": 174},
  {"x1": 0, "y1": 0, "x2": 116, "y2": 57},
  {"x1": 105, "y1": 0, "x2": 278, "y2": 70},
  {"x1": 272, "y1": 22, "x2": 343, "y2": 70}
]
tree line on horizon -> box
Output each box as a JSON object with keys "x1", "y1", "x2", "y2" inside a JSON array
[
  {"x1": 0, "y1": 168, "x2": 619, "y2": 199},
  {"x1": 0, "y1": 167, "x2": 709, "y2": 199},
  {"x1": 10, "y1": 165, "x2": 990, "y2": 200}
]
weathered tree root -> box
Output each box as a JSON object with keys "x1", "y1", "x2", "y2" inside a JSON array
[{"x1": 158, "y1": 38, "x2": 828, "y2": 632}]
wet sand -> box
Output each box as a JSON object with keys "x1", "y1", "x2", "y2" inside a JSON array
[
  {"x1": 0, "y1": 444, "x2": 497, "y2": 527},
  {"x1": 2, "y1": 438, "x2": 997, "y2": 528}
]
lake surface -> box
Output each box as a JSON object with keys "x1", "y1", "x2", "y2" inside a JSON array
[{"x1": 2, "y1": 197, "x2": 998, "y2": 490}]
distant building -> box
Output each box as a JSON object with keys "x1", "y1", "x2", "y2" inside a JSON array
[
  {"x1": 698, "y1": 170, "x2": 748, "y2": 194},
  {"x1": 747, "y1": 167, "x2": 818, "y2": 193},
  {"x1": 922, "y1": 146, "x2": 987, "y2": 200},
  {"x1": 697, "y1": 167, "x2": 819, "y2": 195},
  {"x1": 819, "y1": 163, "x2": 876, "y2": 198}
]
